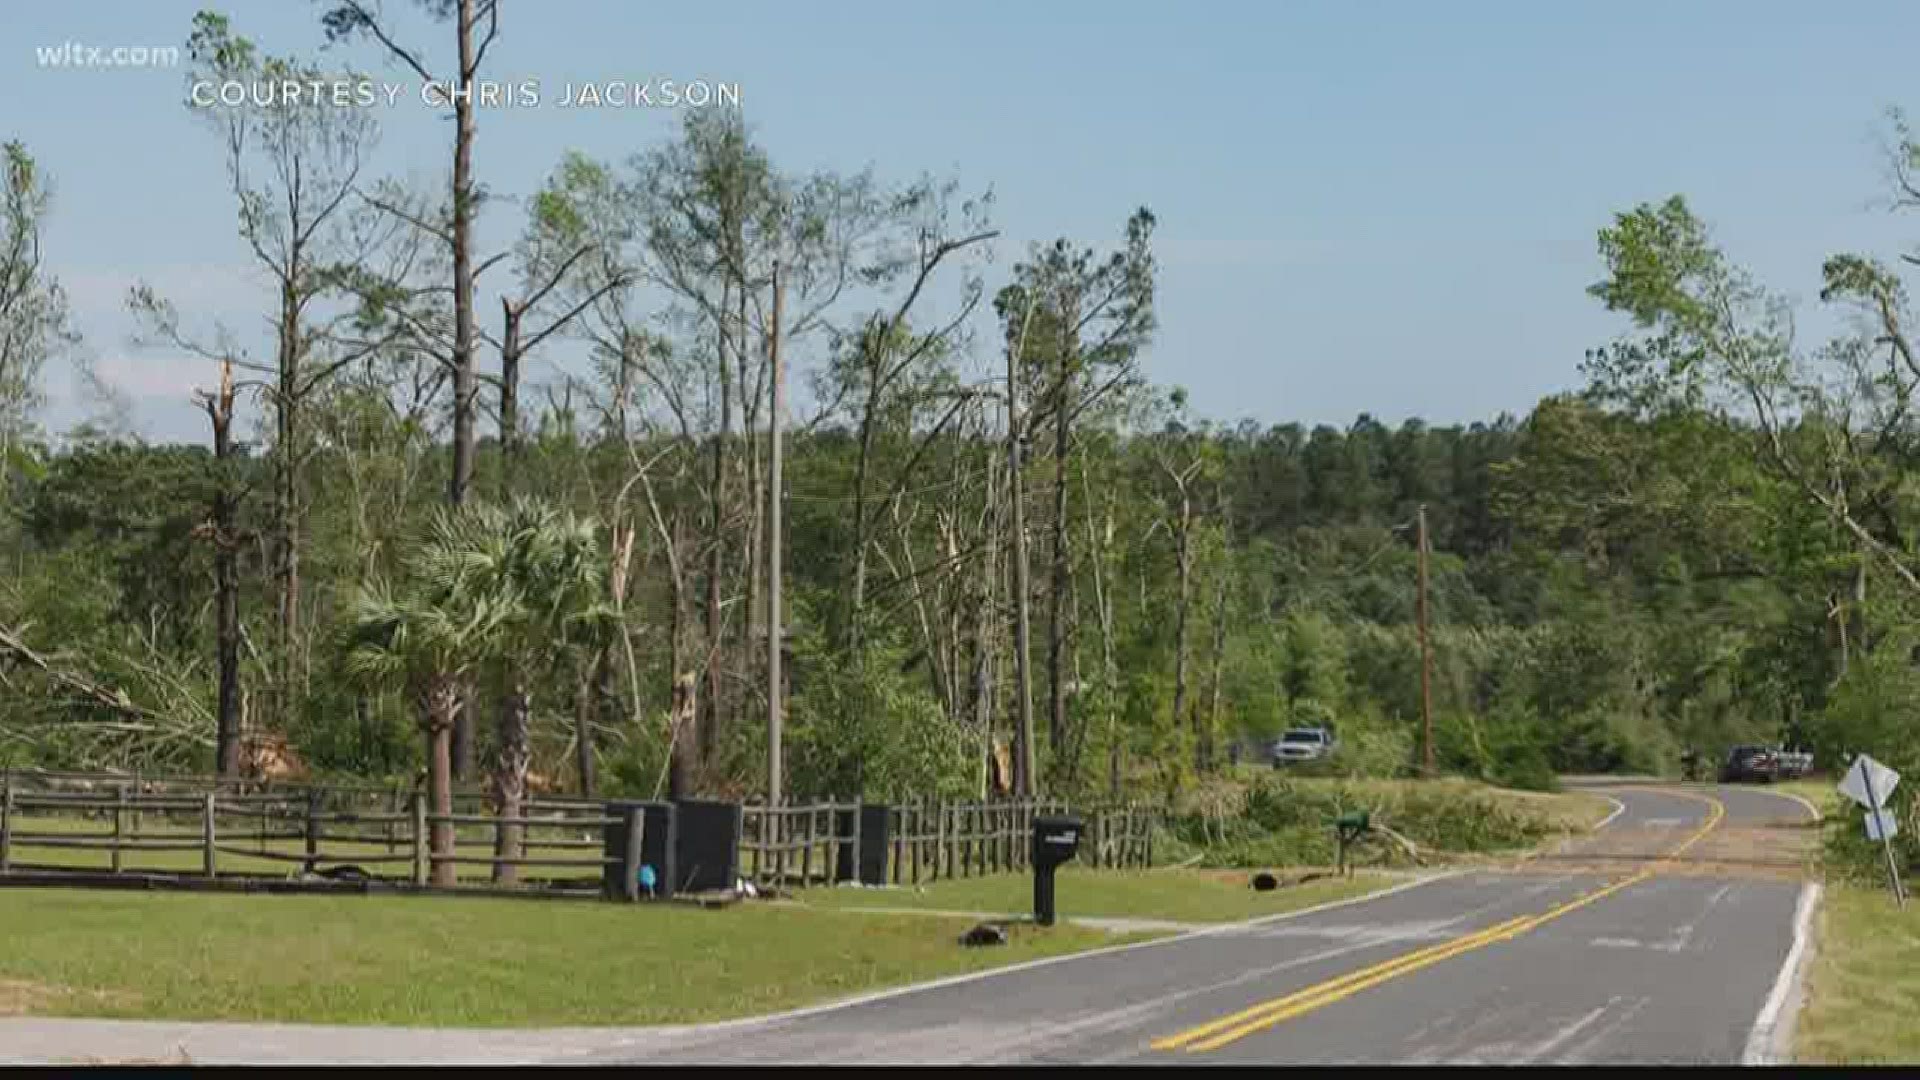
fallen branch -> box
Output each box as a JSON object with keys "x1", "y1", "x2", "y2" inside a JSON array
[{"x1": 0, "y1": 624, "x2": 156, "y2": 719}]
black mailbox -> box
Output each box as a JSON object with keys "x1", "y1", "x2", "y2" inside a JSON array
[{"x1": 1031, "y1": 814, "x2": 1082, "y2": 927}]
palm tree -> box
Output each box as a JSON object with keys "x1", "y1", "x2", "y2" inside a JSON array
[
  {"x1": 341, "y1": 509, "x2": 519, "y2": 887},
  {"x1": 473, "y1": 498, "x2": 613, "y2": 883}
]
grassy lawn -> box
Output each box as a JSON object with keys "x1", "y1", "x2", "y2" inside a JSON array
[
  {"x1": 0, "y1": 887, "x2": 1141, "y2": 1027},
  {"x1": 1796, "y1": 883, "x2": 1920, "y2": 1064},
  {"x1": 1491, "y1": 786, "x2": 1620, "y2": 833},
  {"x1": 801, "y1": 866, "x2": 1395, "y2": 924},
  {"x1": 1769, "y1": 780, "x2": 1839, "y2": 818}
]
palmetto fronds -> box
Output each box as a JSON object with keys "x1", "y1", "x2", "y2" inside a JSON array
[{"x1": 340, "y1": 496, "x2": 609, "y2": 696}]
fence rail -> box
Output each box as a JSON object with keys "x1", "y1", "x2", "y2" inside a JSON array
[
  {"x1": 3, "y1": 768, "x2": 1162, "y2": 901},
  {"x1": 0, "y1": 774, "x2": 613, "y2": 890}
]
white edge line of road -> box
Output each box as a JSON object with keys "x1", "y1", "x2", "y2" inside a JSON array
[
  {"x1": 1742, "y1": 879, "x2": 1821, "y2": 1066},
  {"x1": 1594, "y1": 796, "x2": 1627, "y2": 831},
  {"x1": 558, "y1": 868, "x2": 1467, "y2": 1054}
]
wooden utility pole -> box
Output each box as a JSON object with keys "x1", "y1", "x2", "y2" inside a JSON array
[
  {"x1": 1006, "y1": 297, "x2": 1039, "y2": 797},
  {"x1": 766, "y1": 262, "x2": 786, "y2": 809},
  {"x1": 1416, "y1": 504, "x2": 1434, "y2": 777}
]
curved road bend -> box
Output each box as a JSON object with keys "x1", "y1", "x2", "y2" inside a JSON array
[{"x1": 583, "y1": 784, "x2": 1818, "y2": 1066}]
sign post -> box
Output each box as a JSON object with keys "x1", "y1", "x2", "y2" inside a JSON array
[{"x1": 1840, "y1": 755, "x2": 1907, "y2": 907}]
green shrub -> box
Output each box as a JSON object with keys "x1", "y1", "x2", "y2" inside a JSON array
[
  {"x1": 1175, "y1": 775, "x2": 1553, "y2": 868},
  {"x1": 1815, "y1": 644, "x2": 1920, "y2": 881}
]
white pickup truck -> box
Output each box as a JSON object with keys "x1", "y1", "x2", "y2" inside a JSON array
[{"x1": 1270, "y1": 727, "x2": 1337, "y2": 765}]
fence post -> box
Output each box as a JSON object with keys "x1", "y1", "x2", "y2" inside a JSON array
[
  {"x1": 773, "y1": 808, "x2": 786, "y2": 888},
  {"x1": 891, "y1": 808, "x2": 904, "y2": 885},
  {"x1": 304, "y1": 789, "x2": 322, "y2": 875},
  {"x1": 802, "y1": 807, "x2": 815, "y2": 887},
  {"x1": 411, "y1": 793, "x2": 428, "y2": 887},
  {"x1": 1, "y1": 778, "x2": 12, "y2": 874},
  {"x1": 848, "y1": 802, "x2": 861, "y2": 885},
  {"x1": 970, "y1": 805, "x2": 982, "y2": 877},
  {"x1": 910, "y1": 807, "x2": 922, "y2": 884},
  {"x1": 112, "y1": 785, "x2": 126, "y2": 875},
  {"x1": 202, "y1": 792, "x2": 217, "y2": 878},
  {"x1": 935, "y1": 804, "x2": 948, "y2": 881},
  {"x1": 621, "y1": 804, "x2": 644, "y2": 902}
]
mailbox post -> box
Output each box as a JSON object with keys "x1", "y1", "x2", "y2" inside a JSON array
[
  {"x1": 1032, "y1": 814, "x2": 1082, "y2": 926},
  {"x1": 1334, "y1": 810, "x2": 1370, "y2": 878}
]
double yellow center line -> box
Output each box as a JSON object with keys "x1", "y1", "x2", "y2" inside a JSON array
[{"x1": 1151, "y1": 789, "x2": 1725, "y2": 1054}]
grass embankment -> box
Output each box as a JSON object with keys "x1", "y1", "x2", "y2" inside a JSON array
[
  {"x1": 1768, "y1": 780, "x2": 1838, "y2": 818},
  {"x1": 802, "y1": 866, "x2": 1393, "y2": 925},
  {"x1": 1754, "y1": 775, "x2": 1914, "y2": 1063},
  {"x1": 1797, "y1": 884, "x2": 1920, "y2": 1064},
  {"x1": 0, "y1": 887, "x2": 1139, "y2": 1027},
  {"x1": 1170, "y1": 774, "x2": 1616, "y2": 868}
]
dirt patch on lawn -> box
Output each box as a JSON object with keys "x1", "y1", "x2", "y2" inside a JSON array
[
  {"x1": 0, "y1": 979, "x2": 64, "y2": 1016},
  {"x1": 0, "y1": 978, "x2": 136, "y2": 1017}
]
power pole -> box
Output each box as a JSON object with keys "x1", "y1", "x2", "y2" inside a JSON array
[
  {"x1": 1416, "y1": 504, "x2": 1434, "y2": 777},
  {"x1": 1006, "y1": 296, "x2": 1039, "y2": 797},
  {"x1": 766, "y1": 262, "x2": 786, "y2": 809}
]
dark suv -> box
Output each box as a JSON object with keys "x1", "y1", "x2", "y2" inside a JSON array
[{"x1": 1719, "y1": 745, "x2": 1778, "y2": 784}]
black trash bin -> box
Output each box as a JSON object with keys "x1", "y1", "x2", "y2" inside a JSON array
[{"x1": 1031, "y1": 814, "x2": 1082, "y2": 927}]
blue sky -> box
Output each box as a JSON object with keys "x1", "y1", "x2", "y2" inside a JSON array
[{"x1": 6, "y1": 1, "x2": 1919, "y2": 442}]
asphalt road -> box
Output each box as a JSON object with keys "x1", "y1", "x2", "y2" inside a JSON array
[{"x1": 586, "y1": 783, "x2": 1819, "y2": 1066}]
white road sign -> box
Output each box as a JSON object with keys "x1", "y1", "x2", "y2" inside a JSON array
[
  {"x1": 1839, "y1": 755, "x2": 1901, "y2": 810},
  {"x1": 1867, "y1": 807, "x2": 1901, "y2": 842}
]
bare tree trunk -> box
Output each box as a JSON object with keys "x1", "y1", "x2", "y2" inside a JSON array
[
  {"x1": 669, "y1": 504, "x2": 698, "y2": 799},
  {"x1": 1080, "y1": 466, "x2": 1120, "y2": 800},
  {"x1": 1006, "y1": 302, "x2": 1039, "y2": 796},
  {"x1": 490, "y1": 679, "x2": 530, "y2": 884},
  {"x1": 740, "y1": 289, "x2": 764, "y2": 729},
  {"x1": 1171, "y1": 486, "x2": 1195, "y2": 771},
  {"x1": 447, "y1": 0, "x2": 478, "y2": 508},
  {"x1": 701, "y1": 355, "x2": 732, "y2": 775},
  {"x1": 200, "y1": 362, "x2": 243, "y2": 776},
  {"x1": 766, "y1": 264, "x2": 785, "y2": 809},
  {"x1": 1047, "y1": 342, "x2": 1074, "y2": 778},
  {"x1": 1854, "y1": 554, "x2": 1868, "y2": 657},
  {"x1": 1203, "y1": 527, "x2": 1230, "y2": 774},
  {"x1": 498, "y1": 295, "x2": 522, "y2": 494},
  {"x1": 272, "y1": 282, "x2": 301, "y2": 736},
  {"x1": 971, "y1": 451, "x2": 998, "y2": 801},
  {"x1": 850, "y1": 405, "x2": 875, "y2": 651},
  {"x1": 668, "y1": 671, "x2": 697, "y2": 800},
  {"x1": 445, "y1": 0, "x2": 482, "y2": 783}
]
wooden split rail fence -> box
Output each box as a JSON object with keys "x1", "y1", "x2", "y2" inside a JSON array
[
  {"x1": 0, "y1": 773, "x2": 613, "y2": 891},
  {"x1": 739, "y1": 799, "x2": 1157, "y2": 888},
  {"x1": 2, "y1": 769, "x2": 1163, "y2": 899}
]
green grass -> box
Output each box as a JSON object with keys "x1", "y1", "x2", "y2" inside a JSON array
[
  {"x1": 1207, "y1": 773, "x2": 1618, "y2": 837},
  {"x1": 1770, "y1": 780, "x2": 1840, "y2": 818},
  {"x1": 800, "y1": 866, "x2": 1394, "y2": 924},
  {"x1": 0, "y1": 887, "x2": 1141, "y2": 1027},
  {"x1": 1797, "y1": 883, "x2": 1920, "y2": 1064}
]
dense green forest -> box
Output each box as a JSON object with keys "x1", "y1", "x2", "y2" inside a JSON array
[{"x1": 4, "y1": 11, "x2": 1918, "y2": 842}]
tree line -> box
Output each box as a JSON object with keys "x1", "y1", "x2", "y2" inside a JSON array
[{"x1": 4, "y1": 5, "x2": 1917, "y2": 834}]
